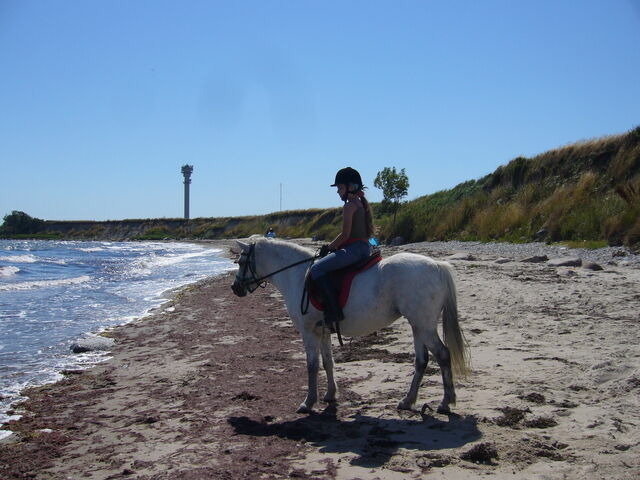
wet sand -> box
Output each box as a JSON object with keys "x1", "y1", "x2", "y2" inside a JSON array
[{"x1": 1, "y1": 241, "x2": 639, "y2": 479}]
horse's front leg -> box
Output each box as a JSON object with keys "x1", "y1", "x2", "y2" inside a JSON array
[
  {"x1": 297, "y1": 333, "x2": 321, "y2": 414},
  {"x1": 320, "y1": 333, "x2": 337, "y2": 403}
]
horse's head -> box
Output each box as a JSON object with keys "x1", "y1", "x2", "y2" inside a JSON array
[
  {"x1": 231, "y1": 240, "x2": 262, "y2": 297},
  {"x1": 232, "y1": 238, "x2": 314, "y2": 297}
]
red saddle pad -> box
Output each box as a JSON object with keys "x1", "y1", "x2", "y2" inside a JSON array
[{"x1": 308, "y1": 253, "x2": 382, "y2": 311}]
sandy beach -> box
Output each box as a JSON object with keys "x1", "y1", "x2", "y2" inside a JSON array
[{"x1": 1, "y1": 240, "x2": 639, "y2": 479}]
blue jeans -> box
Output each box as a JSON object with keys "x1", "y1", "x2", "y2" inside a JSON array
[{"x1": 310, "y1": 241, "x2": 371, "y2": 280}]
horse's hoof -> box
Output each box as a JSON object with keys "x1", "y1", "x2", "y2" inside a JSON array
[
  {"x1": 397, "y1": 399, "x2": 413, "y2": 411},
  {"x1": 323, "y1": 395, "x2": 337, "y2": 404},
  {"x1": 437, "y1": 403, "x2": 451, "y2": 414},
  {"x1": 296, "y1": 403, "x2": 313, "y2": 414}
]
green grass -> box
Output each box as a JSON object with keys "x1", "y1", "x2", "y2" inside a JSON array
[{"x1": 555, "y1": 240, "x2": 609, "y2": 250}]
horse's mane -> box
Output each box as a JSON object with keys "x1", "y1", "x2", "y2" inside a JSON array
[{"x1": 253, "y1": 237, "x2": 315, "y2": 261}]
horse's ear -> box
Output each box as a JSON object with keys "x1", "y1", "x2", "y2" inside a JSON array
[{"x1": 235, "y1": 240, "x2": 250, "y2": 252}]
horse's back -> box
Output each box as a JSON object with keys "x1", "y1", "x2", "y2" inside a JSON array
[
  {"x1": 380, "y1": 251, "x2": 449, "y2": 281},
  {"x1": 379, "y1": 252, "x2": 453, "y2": 315}
]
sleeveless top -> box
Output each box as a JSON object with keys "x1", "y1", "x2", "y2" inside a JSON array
[{"x1": 348, "y1": 205, "x2": 367, "y2": 241}]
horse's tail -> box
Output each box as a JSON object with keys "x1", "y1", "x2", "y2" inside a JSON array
[{"x1": 440, "y1": 262, "x2": 471, "y2": 380}]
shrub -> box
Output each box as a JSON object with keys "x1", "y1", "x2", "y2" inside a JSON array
[{"x1": 1, "y1": 211, "x2": 45, "y2": 235}]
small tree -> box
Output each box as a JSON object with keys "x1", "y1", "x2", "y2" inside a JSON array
[{"x1": 374, "y1": 167, "x2": 409, "y2": 226}]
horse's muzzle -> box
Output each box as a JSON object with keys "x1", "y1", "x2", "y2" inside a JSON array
[{"x1": 231, "y1": 280, "x2": 247, "y2": 297}]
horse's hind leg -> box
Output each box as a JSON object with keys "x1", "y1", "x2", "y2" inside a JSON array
[
  {"x1": 398, "y1": 326, "x2": 429, "y2": 410},
  {"x1": 320, "y1": 333, "x2": 337, "y2": 403},
  {"x1": 425, "y1": 335, "x2": 456, "y2": 414}
]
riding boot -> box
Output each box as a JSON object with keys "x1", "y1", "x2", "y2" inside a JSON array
[{"x1": 314, "y1": 275, "x2": 344, "y2": 331}]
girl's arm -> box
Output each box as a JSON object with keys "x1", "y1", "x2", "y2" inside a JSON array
[{"x1": 328, "y1": 202, "x2": 356, "y2": 250}]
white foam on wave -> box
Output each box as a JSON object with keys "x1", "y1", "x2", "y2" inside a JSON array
[
  {"x1": 77, "y1": 247, "x2": 105, "y2": 252},
  {"x1": 128, "y1": 248, "x2": 221, "y2": 275},
  {"x1": 0, "y1": 275, "x2": 91, "y2": 292},
  {"x1": 0, "y1": 266, "x2": 20, "y2": 277},
  {"x1": 153, "y1": 249, "x2": 218, "y2": 267},
  {"x1": 0, "y1": 310, "x2": 27, "y2": 319},
  {"x1": 48, "y1": 259, "x2": 68, "y2": 265},
  {"x1": 0, "y1": 254, "x2": 38, "y2": 263}
]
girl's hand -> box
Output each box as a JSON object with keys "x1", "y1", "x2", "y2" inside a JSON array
[{"x1": 319, "y1": 245, "x2": 331, "y2": 257}]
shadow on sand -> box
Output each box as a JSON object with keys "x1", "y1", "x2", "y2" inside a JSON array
[{"x1": 229, "y1": 404, "x2": 482, "y2": 468}]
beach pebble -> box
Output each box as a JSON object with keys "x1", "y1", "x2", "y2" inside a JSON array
[
  {"x1": 448, "y1": 252, "x2": 476, "y2": 261},
  {"x1": 548, "y1": 257, "x2": 582, "y2": 267},
  {"x1": 557, "y1": 268, "x2": 578, "y2": 277},
  {"x1": 522, "y1": 255, "x2": 548, "y2": 263},
  {"x1": 582, "y1": 262, "x2": 603, "y2": 271},
  {"x1": 70, "y1": 336, "x2": 115, "y2": 354},
  {"x1": 495, "y1": 258, "x2": 512, "y2": 264}
]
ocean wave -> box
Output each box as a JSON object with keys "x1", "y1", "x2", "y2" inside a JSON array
[
  {"x1": 48, "y1": 259, "x2": 68, "y2": 265},
  {"x1": 153, "y1": 249, "x2": 217, "y2": 267},
  {"x1": 77, "y1": 247, "x2": 105, "y2": 252},
  {"x1": 0, "y1": 275, "x2": 91, "y2": 292},
  {"x1": 0, "y1": 254, "x2": 38, "y2": 263},
  {"x1": 0, "y1": 254, "x2": 66, "y2": 265},
  {"x1": 0, "y1": 266, "x2": 20, "y2": 277},
  {"x1": 0, "y1": 310, "x2": 27, "y2": 319},
  {"x1": 128, "y1": 249, "x2": 219, "y2": 276}
]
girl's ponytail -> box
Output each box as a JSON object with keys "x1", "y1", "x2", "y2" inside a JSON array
[{"x1": 360, "y1": 193, "x2": 375, "y2": 238}]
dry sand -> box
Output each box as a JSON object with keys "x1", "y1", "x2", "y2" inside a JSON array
[{"x1": 1, "y1": 241, "x2": 639, "y2": 479}]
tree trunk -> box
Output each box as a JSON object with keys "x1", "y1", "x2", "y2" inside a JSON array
[{"x1": 392, "y1": 202, "x2": 398, "y2": 228}]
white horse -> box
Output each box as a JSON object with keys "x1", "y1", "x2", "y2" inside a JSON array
[{"x1": 231, "y1": 238, "x2": 470, "y2": 414}]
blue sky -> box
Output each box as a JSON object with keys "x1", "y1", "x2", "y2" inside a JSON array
[{"x1": 1, "y1": 0, "x2": 639, "y2": 221}]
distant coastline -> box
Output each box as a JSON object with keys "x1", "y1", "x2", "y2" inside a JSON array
[{"x1": 0, "y1": 209, "x2": 342, "y2": 243}]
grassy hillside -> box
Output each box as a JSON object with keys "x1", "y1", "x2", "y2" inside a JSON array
[
  {"x1": 2, "y1": 126, "x2": 639, "y2": 250},
  {"x1": 376, "y1": 126, "x2": 640, "y2": 250}
]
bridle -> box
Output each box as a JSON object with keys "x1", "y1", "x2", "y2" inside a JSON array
[
  {"x1": 234, "y1": 243, "x2": 263, "y2": 294},
  {"x1": 233, "y1": 242, "x2": 317, "y2": 295}
]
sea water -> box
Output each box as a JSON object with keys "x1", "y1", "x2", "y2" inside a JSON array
[{"x1": 0, "y1": 240, "x2": 235, "y2": 436}]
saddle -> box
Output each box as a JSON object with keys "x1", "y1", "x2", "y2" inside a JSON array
[{"x1": 306, "y1": 249, "x2": 382, "y2": 311}]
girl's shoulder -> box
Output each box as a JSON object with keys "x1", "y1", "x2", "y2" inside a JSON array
[{"x1": 344, "y1": 199, "x2": 362, "y2": 211}]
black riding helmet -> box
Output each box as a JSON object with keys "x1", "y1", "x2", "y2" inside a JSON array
[{"x1": 331, "y1": 167, "x2": 364, "y2": 191}]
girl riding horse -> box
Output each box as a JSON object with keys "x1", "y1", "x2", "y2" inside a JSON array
[{"x1": 310, "y1": 167, "x2": 375, "y2": 330}]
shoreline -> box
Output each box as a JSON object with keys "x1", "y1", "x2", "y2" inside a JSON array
[
  {"x1": 1, "y1": 240, "x2": 639, "y2": 479},
  {"x1": 0, "y1": 271, "x2": 313, "y2": 478},
  {"x1": 0, "y1": 240, "x2": 237, "y2": 441}
]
